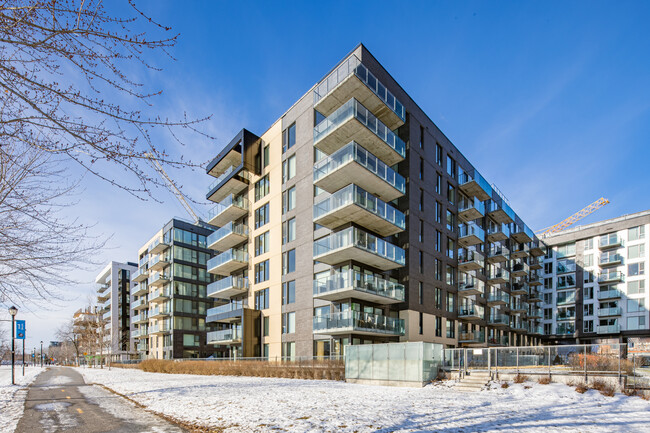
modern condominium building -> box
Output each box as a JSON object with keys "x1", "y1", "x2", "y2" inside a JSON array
[
  {"x1": 541, "y1": 210, "x2": 650, "y2": 345},
  {"x1": 204, "y1": 44, "x2": 545, "y2": 359},
  {"x1": 95, "y1": 261, "x2": 137, "y2": 361},
  {"x1": 130, "y1": 218, "x2": 217, "y2": 359}
]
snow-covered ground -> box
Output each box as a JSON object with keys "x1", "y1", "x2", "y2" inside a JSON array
[
  {"x1": 77, "y1": 367, "x2": 650, "y2": 432},
  {"x1": 0, "y1": 365, "x2": 43, "y2": 432}
]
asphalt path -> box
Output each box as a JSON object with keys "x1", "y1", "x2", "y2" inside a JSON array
[{"x1": 15, "y1": 367, "x2": 185, "y2": 433}]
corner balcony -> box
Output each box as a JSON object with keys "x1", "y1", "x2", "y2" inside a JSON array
[
  {"x1": 148, "y1": 272, "x2": 170, "y2": 289},
  {"x1": 598, "y1": 271, "x2": 625, "y2": 284},
  {"x1": 313, "y1": 184, "x2": 405, "y2": 237},
  {"x1": 599, "y1": 234, "x2": 623, "y2": 250},
  {"x1": 148, "y1": 255, "x2": 169, "y2": 272},
  {"x1": 510, "y1": 282, "x2": 528, "y2": 295},
  {"x1": 98, "y1": 283, "x2": 109, "y2": 294},
  {"x1": 313, "y1": 227, "x2": 405, "y2": 271},
  {"x1": 511, "y1": 261, "x2": 529, "y2": 277},
  {"x1": 207, "y1": 222, "x2": 249, "y2": 252},
  {"x1": 97, "y1": 292, "x2": 110, "y2": 303},
  {"x1": 149, "y1": 286, "x2": 171, "y2": 304},
  {"x1": 458, "y1": 196, "x2": 485, "y2": 222},
  {"x1": 487, "y1": 245, "x2": 509, "y2": 263},
  {"x1": 458, "y1": 277, "x2": 485, "y2": 296},
  {"x1": 207, "y1": 166, "x2": 250, "y2": 204},
  {"x1": 597, "y1": 324, "x2": 621, "y2": 334},
  {"x1": 312, "y1": 311, "x2": 404, "y2": 337},
  {"x1": 150, "y1": 322, "x2": 171, "y2": 335},
  {"x1": 207, "y1": 194, "x2": 249, "y2": 227},
  {"x1": 488, "y1": 314, "x2": 509, "y2": 327},
  {"x1": 599, "y1": 253, "x2": 623, "y2": 267},
  {"x1": 458, "y1": 169, "x2": 493, "y2": 202},
  {"x1": 487, "y1": 222, "x2": 510, "y2": 242},
  {"x1": 207, "y1": 301, "x2": 248, "y2": 323},
  {"x1": 313, "y1": 142, "x2": 405, "y2": 202},
  {"x1": 207, "y1": 144, "x2": 242, "y2": 180},
  {"x1": 458, "y1": 223, "x2": 485, "y2": 247},
  {"x1": 511, "y1": 225, "x2": 534, "y2": 244},
  {"x1": 132, "y1": 268, "x2": 148, "y2": 283},
  {"x1": 486, "y1": 199, "x2": 515, "y2": 225},
  {"x1": 487, "y1": 290, "x2": 510, "y2": 306},
  {"x1": 488, "y1": 268, "x2": 510, "y2": 284},
  {"x1": 510, "y1": 243, "x2": 529, "y2": 259},
  {"x1": 313, "y1": 54, "x2": 405, "y2": 130},
  {"x1": 458, "y1": 302, "x2": 484, "y2": 321},
  {"x1": 208, "y1": 276, "x2": 249, "y2": 299},
  {"x1": 528, "y1": 257, "x2": 543, "y2": 270},
  {"x1": 132, "y1": 297, "x2": 148, "y2": 311},
  {"x1": 313, "y1": 269, "x2": 405, "y2": 304},
  {"x1": 598, "y1": 307, "x2": 622, "y2": 317},
  {"x1": 527, "y1": 288, "x2": 542, "y2": 303},
  {"x1": 598, "y1": 289, "x2": 622, "y2": 300},
  {"x1": 458, "y1": 250, "x2": 485, "y2": 272},
  {"x1": 207, "y1": 248, "x2": 249, "y2": 276},
  {"x1": 529, "y1": 241, "x2": 545, "y2": 257},
  {"x1": 459, "y1": 331, "x2": 485, "y2": 345},
  {"x1": 313, "y1": 98, "x2": 406, "y2": 166},
  {"x1": 528, "y1": 274, "x2": 542, "y2": 286},
  {"x1": 150, "y1": 306, "x2": 172, "y2": 319},
  {"x1": 207, "y1": 328, "x2": 242, "y2": 345},
  {"x1": 148, "y1": 237, "x2": 170, "y2": 255}
]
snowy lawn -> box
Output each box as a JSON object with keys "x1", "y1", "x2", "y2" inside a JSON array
[
  {"x1": 77, "y1": 367, "x2": 650, "y2": 432},
  {"x1": 0, "y1": 365, "x2": 43, "y2": 432}
]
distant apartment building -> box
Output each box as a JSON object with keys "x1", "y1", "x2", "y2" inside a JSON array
[
  {"x1": 203, "y1": 44, "x2": 546, "y2": 359},
  {"x1": 130, "y1": 218, "x2": 217, "y2": 359},
  {"x1": 72, "y1": 306, "x2": 100, "y2": 357},
  {"x1": 95, "y1": 261, "x2": 137, "y2": 361},
  {"x1": 541, "y1": 210, "x2": 649, "y2": 345}
]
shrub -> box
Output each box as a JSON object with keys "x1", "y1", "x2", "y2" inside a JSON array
[
  {"x1": 622, "y1": 388, "x2": 636, "y2": 397},
  {"x1": 590, "y1": 379, "x2": 607, "y2": 392},
  {"x1": 568, "y1": 353, "x2": 634, "y2": 375},
  {"x1": 600, "y1": 384, "x2": 616, "y2": 397},
  {"x1": 575, "y1": 383, "x2": 588, "y2": 394},
  {"x1": 501, "y1": 382, "x2": 509, "y2": 389},
  {"x1": 537, "y1": 376, "x2": 551, "y2": 385},
  {"x1": 513, "y1": 374, "x2": 529, "y2": 384}
]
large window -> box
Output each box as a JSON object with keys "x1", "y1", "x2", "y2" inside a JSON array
[
  {"x1": 556, "y1": 243, "x2": 576, "y2": 258},
  {"x1": 254, "y1": 175, "x2": 270, "y2": 202},
  {"x1": 627, "y1": 316, "x2": 646, "y2": 331},
  {"x1": 173, "y1": 246, "x2": 210, "y2": 265},
  {"x1": 255, "y1": 231, "x2": 270, "y2": 256},
  {"x1": 282, "y1": 186, "x2": 296, "y2": 214},
  {"x1": 255, "y1": 288, "x2": 269, "y2": 310},
  {"x1": 446, "y1": 155, "x2": 456, "y2": 179},
  {"x1": 282, "y1": 312, "x2": 296, "y2": 334},
  {"x1": 282, "y1": 281, "x2": 296, "y2": 305},
  {"x1": 283, "y1": 154, "x2": 297, "y2": 183},
  {"x1": 255, "y1": 260, "x2": 269, "y2": 283},
  {"x1": 629, "y1": 225, "x2": 646, "y2": 241},
  {"x1": 283, "y1": 249, "x2": 296, "y2": 274},
  {"x1": 173, "y1": 228, "x2": 207, "y2": 248},
  {"x1": 629, "y1": 262, "x2": 645, "y2": 276},
  {"x1": 173, "y1": 263, "x2": 210, "y2": 283},
  {"x1": 283, "y1": 218, "x2": 296, "y2": 244},
  {"x1": 254, "y1": 203, "x2": 269, "y2": 229},
  {"x1": 282, "y1": 122, "x2": 296, "y2": 153},
  {"x1": 628, "y1": 280, "x2": 645, "y2": 295},
  {"x1": 556, "y1": 259, "x2": 576, "y2": 274},
  {"x1": 628, "y1": 244, "x2": 645, "y2": 259}
]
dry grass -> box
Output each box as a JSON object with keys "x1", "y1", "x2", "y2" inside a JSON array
[
  {"x1": 590, "y1": 379, "x2": 608, "y2": 391},
  {"x1": 501, "y1": 382, "x2": 509, "y2": 389},
  {"x1": 568, "y1": 354, "x2": 634, "y2": 375},
  {"x1": 134, "y1": 359, "x2": 345, "y2": 381},
  {"x1": 513, "y1": 374, "x2": 529, "y2": 384},
  {"x1": 599, "y1": 385, "x2": 616, "y2": 397},
  {"x1": 537, "y1": 376, "x2": 551, "y2": 385},
  {"x1": 111, "y1": 363, "x2": 140, "y2": 369},
  {"x1": 575, "y1": 382, "x2": 588, "y2": 394}
]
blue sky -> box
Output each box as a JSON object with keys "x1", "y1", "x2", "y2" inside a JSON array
[{"x1": 8, "y1": 1, "x2": 650, "y2": 349}]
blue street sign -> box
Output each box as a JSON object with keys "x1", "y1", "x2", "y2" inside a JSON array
[{"x1": 15, "y1": 320, "x2": 25, "y2": 339}]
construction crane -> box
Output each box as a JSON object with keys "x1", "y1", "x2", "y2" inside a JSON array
[
  {"x1": 536, "y1": 197, "x2": 610, "y2": 237},
  {"x1": 145, "y1": 153, "x2": 202, "y2": 225}
]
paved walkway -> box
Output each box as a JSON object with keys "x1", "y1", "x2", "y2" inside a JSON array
[{"x1": 16, "y1": 367, "x2": 185, "y2": 433}]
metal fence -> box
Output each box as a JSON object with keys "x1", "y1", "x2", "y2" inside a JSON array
[{"x1": 111, "y1": 356, "x2": 344, "y2": 365}]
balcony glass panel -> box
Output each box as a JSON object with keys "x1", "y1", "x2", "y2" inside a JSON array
[
  {"x1": 459, "y1": 169, "x2": 493, "y2": 197},
  {"x1": 312, "y1": 310, "x2": 404, "y2": 335},
  {"x1": 207, "y1": 222, "x2": 249, "y2": 246},
  {"x1": 459, "y1": 223, "x2": 485, "y2": 242},
  {"x1": 459, "y1": 330, "x2": 485, "y2": 343},
  {"x1": 556, "y1": 323, "x2": 575, "y2": 335},
  {"x1": 208, "y1": 165, "x2": 236, "y2": 192},
  {"x1": 207, "y1": 327, "x2": 241, "y2": 343},
  {"x1": 313, "y1": 269, "x2": 405, "y2": 301},
  {"x1": 208, "y1": 276, "x2": 249, "y2": 296},
  {"x1": 459, "y1": 250, "x2": 485, "y2": 267},
  {"x1": 487, "y1": 290, "x2": 510, "y2": 304},
  {"x1": 599, "y1": 234, "x2": 623, "y2": 248},
  {"x1": 598, "y1": 324, "x2": 620, "y2": 334},
  {"x1": 459, "y1": 196, "x2": 485, "y2": 217},
  {"x1": 207, "y1": 194, "x2": 249, "y2": 220},
  {"x1": 458, "y1": 301, "x2": 484, "y2": 318},
  {"x1": 487, "y1": 222, "x2": 511, "y2": 238},
  {"x1": 598, "y1": 307, "x2": 622, "y2": 316},
  {"x1": 598, "y1": 271, "x2": 625, "y2": 283},
  {"x1": 600, "y1": 252, "x2": 622, "y2": 265},
  {"x1": 489, "y1": 314, "x2": 509, "y2": 325},
  {"x1": 207, "y1": 300, "x2": 247, "y2": 317},
  {"x1": 313, "y1": 227, "x2": 405, "y2": 266},
  {"x1": 207, "y1": 248, "x2": 248, "y2": 269}
]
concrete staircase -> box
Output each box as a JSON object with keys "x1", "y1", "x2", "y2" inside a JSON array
[{"x1": 454, "y1": 371, "x2": 491, "y2": 392}]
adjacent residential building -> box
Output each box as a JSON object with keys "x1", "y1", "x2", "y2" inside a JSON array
[
  {"x1": 204, "y1": 44, "x2": 546, "y2": 359},
  {"x1": 131, "y1": 218, "x2": 217, "y2": 359},
  {"x1": 95, "y1": 261, "x2": 137, "y2": 361},
  {"x1": 541, "y1": 210, "x2": 650, "y2": 345}
]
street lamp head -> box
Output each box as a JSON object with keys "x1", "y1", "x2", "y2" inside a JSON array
[{"x1": 8, "y1": 306, "x2": 18, "y2": 316}]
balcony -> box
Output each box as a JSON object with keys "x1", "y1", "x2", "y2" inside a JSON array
[
  {"x1": 487, "y1": 222, "x2": 510, "y2": 242},
  {"x1": 149, "y1": 272, "x2": 170, "y2": 288},
  {"x1": 511, "y1": 320, "x2": 528, "y2": 333},
  {"x1": 136, "y1": 341, "x2": 149, "y2": 351},
  {"x1": 208, "y1": 276, "x2": 249, "y2": 299},
  {"x1": 207, "y1": 145, "x2": 242, "y2": 181},
  {"x1": 487, "y1": 245, "x2": 509, "y2": 263},
  {"x1": 148, "y1": 237, "x2": 170, "y2": 255},
  {"x1": 488, "y1": 314, "x2": 509, "y2": 327},
  {"x1": 510, "y1": 301, "x2": 528, "y2": 314},
  {"x1": 527, "y1": 288, "x2": 542, "y2": 303},
  {"x1": 458, "y1": 277, "x2": 485, "y2": 296},
  {"x1": 207, "y1": 248, "x2": 249, "y2": 276},
  {"x1": 313, "y1": 184, "x2": 405, "y2": 237},
  {"x1": 97, "y1": 283, "x2": 109, "y2": 294},
  {"x1": 207, "y1": 221, "x2": 249, "y2": 252},
  {"x1": 488, "y1": 335, "x2": 509, "y2": 346},
  {"x1": 207, "y1": 301, "x2": 248, "y2": 323},
  {"x1": 487, "y1": 290, "x2": 510, "y2": 306},
  {"x1": 598, "y1": 307, "x2": 622, "y2": 317},
  {"x1": 510, "y1": 243, "x2": 529, "y2": 259},
  {"x1": 458, "y1": 302, "x2": 484, "y2": 321},
  {"x1": 132, "y1": 313, "x2": 148, "y2": 324},
  {"x1": 458, "y1": 196, "x2": 485, "y2": 222},
  {"x1": 557, "y1": 310, "x2": 576, "y2": 321},
  {"x1": 458, "y1": 223, "x2": 485, "y2": 247},
  {"x1": 207, "y1": 328, "x2": 242, "y2": 345},
  {"x1": 510, "y1": 282, "x2": 528, "y2": 295},
  {"x1": 132, "y1": 297, "x2": 148, "y2": 311},
  {"x1": 313, "y1": 54, "x2": 405, "y2": 130},
  {"x1": 313, "y1": 270, "x2": 405, "y2": 304},
  {"x1": 313, "y1": 311, "x2": 404, "y2": 337},
  {"x1": 149, "y1": 287, "x2": 171, "y2": 303},
  {"x1": 528, "y1": 274, "x2": 542, "y2": 286},
  {"x1": 528, "y1": 308, "x2": 542, "y2": 319},
  {"x1": 599, "y1": 253, "x2": 623, "y2": 267},
  {"x1": 148, "y1": 255, "x2": 169, "y2": 272},
  {"x1": 313, "y1": 98, "x2": 406, "y2": 166},
  {"x1": 150, "y1": 306, "x2": 172, "y2": 319},
  {"x1": 132, "y1": 268, "x2": 148, "y2": 283},
  {"x1": 206, "y1": 165, "x2": 250, "y2": 204},
  {"x1": 458, "y1": 169, "x2": 493, "y2": 202},
  {"x1": 459, "y1": 331, "x2": 485, "y2": 345},
  {"x1": 598, "y1": 289, "x2": 622, "y2": 300},
  {"x1": 556, "y1": 324, "x2": 575, "y2": 336},
  {"x1": 528, "y1": 257, "x2": 543, "y2": 270},
  {"x1": 458, "y1": 250, "x2": 485, "y2": 272},
  {"x1": 150, "y1": 322, "x2": 171, "y2": 335},
  {"x1": 599, "y1": 234, "x2": 623, "y2": 250},
  {"x1": 597, "y1": 324, "x2": 621, "y2": 334},
  {"x1": 132, "y1": 283, "x2": 147, "y2": 296},
  {"x1": 511, "y1": 260, "x2": 529, "y2": 277},
  {"x1": 313, "y1": 142, "x2": 405, "y2": 202},
  {"x1": 557, "y1": 293, "x2": 577, "y2": 305},
  {"x1": 97, "y1": 293, "x2": 110, "y2": 303},
  {"x1": 488, "y1": 268, "x2": 510, "y2": 284},
  {"x1": 486, "y1": 199, "x2": 515, "y2": 225},
  {"x1": 529, "y1": 325, "x2": 544, "y2": 335},
  {"x1": 313, "y1": 227, "x2": 405, "y2": 270},
  {"x1": 511, "y1": 225, "x2": 534, "y2": 244},
  {"x1": 529, "y1": 241, "x2": 545, "y2": 257},
  {"x1": 598, "y1": 271, "x2": 625, "y2": 284},
  {"x1": 207, "y1": 194, "x2": 249, "y2": 227}
]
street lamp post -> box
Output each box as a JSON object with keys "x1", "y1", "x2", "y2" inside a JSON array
[
  {"x1": 9, "y1": 306, "x2": 18, "y2": 385},
  {"x1": 40, "y1": 341, "x2": 43, "y2": 368}
]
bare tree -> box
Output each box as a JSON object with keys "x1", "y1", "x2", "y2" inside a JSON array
[
  {"x1": 56, "y1": 318, "x2": 81, "y2": 365},
  {"x1": 0, "y1": 1, "x2": 212, "y2": 198}
]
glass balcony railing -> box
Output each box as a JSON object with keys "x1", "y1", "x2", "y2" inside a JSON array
[
  {"x1": 599, "y1": 253, "x2": 623, "y2": 266},
  {"x1": 313, "y1": 269, "x2": 405, "y2": 302},
  {"x1": 207, "y1": 327, "x2": 242, "y2": 343},
  {"x1": 488, "y1": 244, "x2": 509, "y2": 258},
  {"x1": 598, "y1": 271, "x2": 625, "y2": 283},
  {"x1": 459, "y1": 330, "x2": 485, "y2": 343},
  {"x1": 556, "y1": 324, "x2": 575, "y2": 335},
  {"x1": 487, "y1": 290, "x2": 510, "y2": 304},
  {"x1": 148, "y1": 255, "x2": 169, "y2": 269},
  {"x1": 557, "y1": 309, "x2": 576, "y2": 320},
  {"x1": 207, "y1": 248, "x2": 248, "y2": 270},
  {"x1": 207, "y1": 194, "x2": 249, "y2": 221},
  {"x1": 487, "y1": 222, "x2": 511, "y2": 238},
  {"x1": 313, "y1": 141, "x2": 406, "y2": 194},
  {"x1": 459, "y1": 223, "x2": 485, "y2": 243},
  {"x1": 597, "y1": 324, "x2": 620, "y2": 334},
  {"x1": 139, "y1": 255, "x2": 149, "y2": 267},
  {"x1": 458, "y1": 250, "x2": 485, "y2": 268},
  {"x1": 598, "y1": 289, "x2": 622, "y2": 300},
  {"x1": 458, "y1": 169, "x2": 493, "y2": 198},
  {"x1": 149, "y1": 272, "x2": 170, "y2": 285},
  {"x1": 458, "y1": 196, "x2": 485, "y2": 217},
  {"x1": 207, "y1": 300, "x2": 247, "y2": 317},
  {"x1": 148, "y1": 236, "x2": 169, "y2": 253},
  {"x1": 131, "y1": 298, "x2": 147, "y2": 310},
  {"x1": 599, "y1": 234, "x2": 623, "y2": 249},
  {"x1": 207, "y1": 165, "x2": 237, "y2": 192},
  {"x1": 557, "y1": 293, "x2": 577, "y2": 305},
  {"x1": 313, "y1": 54, "x2": 405, "y2": 121},
  {"x1": 313, "y1": 184, "x2": 405, "y2": 230},
  {"x1": 488, "y1": 314, "x2": 509, "y2": 326},
  {"x1": 150, "y1": 305, "x2": 172, "y2": 317},
  {"x1": 149, "y1": 286, "x2": 171, "y2": 300},
  {"x1": 313, "y1": 227, "x2": 405, "y2": 267},
  {"x1": 458, "y1": 276, "x2": 486, "y2": 294},
  {"x1": 488, "y1": 268, "x2": 510, "y2": 281},
  {"x1": 149, "y1": 322, "x2": 171, "y2": 334},
  {"x1": 458, "y1": 302, "x2": 484, "y2": 318},
  {"x1": 207, "y1": 221, "x2": 249, "y2": 246},
  {"x1": 137, "y1": 341, "x2": 149, "y2": 351},
  {"x1": 598, "y1": 307, "x2": 622, "y2": 316},
  {"x1": 313, "y1": 99, "x2": 406, "y2": 159},
  {"x1": 486, "y1": 199, "x2": 516, "y2": 222},
  {"x1": 312, "y1": 310, "x2": 404, "y2": 335},
  {"x1": 208, "y1": 276, "x2": 249, "y2": 296}
]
